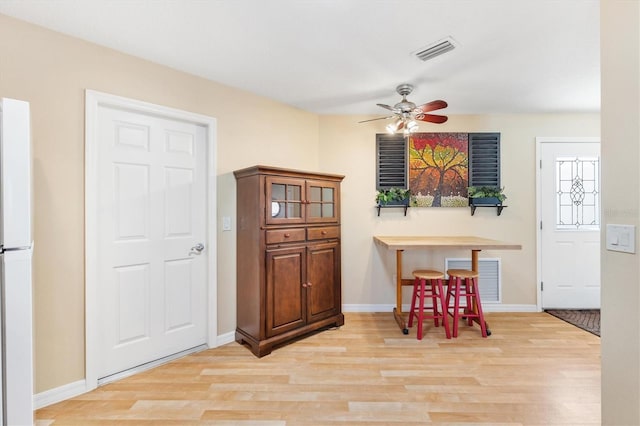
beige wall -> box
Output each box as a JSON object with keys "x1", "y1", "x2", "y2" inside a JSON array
[
  {"x1": 0, "y1": 12, "x2": 606, "y2": 402},
  {"x1": 0, "y1": 14, "x2": 320, "y2": 393},
  {"x1": 601, "y1": 1, "x2": 640, "y2": 424},
  {"x1": 320, "y1": 114, "x2": 599, "y2": 307}
]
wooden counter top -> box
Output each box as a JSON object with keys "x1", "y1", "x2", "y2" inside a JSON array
[{"x1": 373, "y1": 235, "x2": 522, "y2": 251}]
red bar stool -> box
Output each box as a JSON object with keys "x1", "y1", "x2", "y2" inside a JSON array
[
  {"x1": 445, "y1": 269, "x2": 487, "y2": 337},
  {"x1": 408, "y1": 269, "x2": 451, "y2": 340}
]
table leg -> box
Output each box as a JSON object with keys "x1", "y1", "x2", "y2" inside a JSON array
[
  {"x1": 471, "y1": 249, "x2": 491, "y2": 336},
  {"x1": 392, "y1": 249, "x2": 409, "y2": 334},
  {"x1": 471, "y1": 249, "x2": 479, "y2": 273}
]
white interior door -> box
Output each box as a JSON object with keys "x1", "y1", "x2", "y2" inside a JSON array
[
  {"x1": 539, "y1": 140, "x2": 600, "y2": 309},
  {"x1": 96, "y1": 105, "x2": 208, "y2": 379}
]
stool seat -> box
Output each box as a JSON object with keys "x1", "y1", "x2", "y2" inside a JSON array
[
  {"x1": 447, "y1": 269, "x2": 478, "y2": 279},
  {"x1": 413, "y1": 269, "x2": 445, "y2": 280},
  {"x1": 408, "y1": 269, "x2": 450, "y2": 340}
]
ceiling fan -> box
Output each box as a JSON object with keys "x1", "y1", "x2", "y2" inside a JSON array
[{"x1": 359, "y1": 83, "x2": 448, "y2": 134}]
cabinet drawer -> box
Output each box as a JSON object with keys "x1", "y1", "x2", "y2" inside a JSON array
[
  {"x1": 265, "y1": 228, "x2": 306, "y2": 244},
  {"x1": 307, "y1": 226, "x2": 340, "y2": 240}
]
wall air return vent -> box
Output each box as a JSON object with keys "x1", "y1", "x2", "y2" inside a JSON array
[{"x1": 414, "y1": 37, "x2": 456, "y2": 62}]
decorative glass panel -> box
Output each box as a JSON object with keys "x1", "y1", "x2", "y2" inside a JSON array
[
  {"x1": 309, "y1": 204, "x2": 321, "y2": 217},
  {"x1": 270, "y1": 182, "x2": 302, "y2": 219},
  {"x1": 288, "y1": 203, "x2": 301, "y2": 218},
  {"x1": 322, "y1": 187, "x2": 334, "y2": 202},
  {"x1": 322, "y1": 203, "x2": 334, "y2": 217},
  {"x1": 309, "y1": 186, "x2": 321, "y2": 202},
  {"x1": 271, "y1": 184, "x2": 285, "y2": 201},
  {"x1": 308, "y1": 185, "x2": 335, "y2": 218},
  {"x1": 556, "y1": 157, "x2": 599, "y2": 230},
  {"x1": 287, "y1": 185, "x2": 301, "y2": 201}
]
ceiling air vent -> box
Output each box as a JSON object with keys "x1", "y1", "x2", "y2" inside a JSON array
[{"x1": 413, "y1": 37, "x2": 456, "y2": 62}]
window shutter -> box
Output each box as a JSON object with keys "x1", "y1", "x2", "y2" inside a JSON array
[
  {"x1": 469, "y1": 133, "x2": 501, "y2": 187},
  {"x1": 376, "y1": 134, "x2": 407, "y2": 190}
]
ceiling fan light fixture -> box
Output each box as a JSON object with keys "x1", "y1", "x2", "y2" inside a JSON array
[
  {"x1": 385, "y1": 123, "x2": 397, "y2": 134},
  {"x1": 413, "y1": 36, "x2": 457, "y2": 62},
  {"x1": 403, "y1": 120, "x2": 419, "y2": 135}
]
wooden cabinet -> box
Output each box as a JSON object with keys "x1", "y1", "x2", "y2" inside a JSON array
[{"x1": 234, "y1": 165, "x2": 344, "y2": 357}]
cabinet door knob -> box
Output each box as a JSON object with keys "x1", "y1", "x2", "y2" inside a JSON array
[
  {"x1": 302, "y1": 283, "x2": 307, "y2": 288},
  {"x1": 307, "y1": 282, "x2": 313, "y2": 287}
]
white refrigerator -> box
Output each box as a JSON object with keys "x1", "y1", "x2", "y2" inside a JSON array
[{"x1": 0, "y1": 98, "x2": 34, "y2": 426}]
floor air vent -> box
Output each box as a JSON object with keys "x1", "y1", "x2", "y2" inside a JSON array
[{"x1": 445, "y1": 258, "x2": 501, "y2": 303}]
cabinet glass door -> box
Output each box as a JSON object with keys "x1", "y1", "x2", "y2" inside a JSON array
[
  {"x1": 266, "y1": 177, "x2": 305, "y2": 224},
  {"x1": 306, "y1": 180, "x2": 339, "y2": 223}
]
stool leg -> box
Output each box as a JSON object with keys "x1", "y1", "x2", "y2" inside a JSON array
[
  {"x1": 464, "y1": 278, "x2": 473, "y2": 326},
  {"x1": 430, "y1": 279, "x2": 440, "y2": 327},
  {"x1": 408, "y1": 277, "x2": 419, "y2": 328},
  {"x1": 416, "y1": 278, "x2": 426, "y2": 340},
  {"x1": 452, "y1": 276, "x2": 461, "y2": 338},
  {"x1": 471, "y1": 277, "x2": 488, "y2": 337},
  {"x1": 436, "y1": 278, "x2": 451, "y2": 339},
  {"x1": 445, "y1": 276, "x2": 454, "y2": 334}
]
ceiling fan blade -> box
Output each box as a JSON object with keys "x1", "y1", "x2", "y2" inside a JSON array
[
  {"x1": 376, "y1": 103, "x2": 397, "y2": 112},
  {"x1": 358, "y1": 115, "x2": 394, "y2": 123},
  {"x1": 416, "y1": 100, "x2": 448, "y2": 113},
  {"x1": 416, "y1": 114, "x2": 448, "y2": 124}
]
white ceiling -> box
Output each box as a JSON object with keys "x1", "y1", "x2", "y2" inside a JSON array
[{"x1": 0, "y1": 0, "x2": 600, "y2": 115}]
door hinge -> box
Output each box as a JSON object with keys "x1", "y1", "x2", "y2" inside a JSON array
[
  {"x1": 540, "y1": 221, "x2": 543, "y2": 230},
  {"x1": 541, "y1": 281, "x2": 544, "y2": 291},
  {"x1": 540, "y1": 159, "x2": 542, "y2": 169}
]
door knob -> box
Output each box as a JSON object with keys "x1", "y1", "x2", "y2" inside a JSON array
[{"x1": 190, "y1": 243, "x2": 205, "y2": 255}]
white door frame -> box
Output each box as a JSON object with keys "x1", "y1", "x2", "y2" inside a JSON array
[
  {"x1": 535, "y1": 136, "x2": 600, "y2": 311},
  {"x1": 84, "y1": 90, "x2": 217, "y2": 391}
]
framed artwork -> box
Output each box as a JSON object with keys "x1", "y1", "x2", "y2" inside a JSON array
[{"x1": 409, "y1": 132, "x2": 469, "y2": 207}]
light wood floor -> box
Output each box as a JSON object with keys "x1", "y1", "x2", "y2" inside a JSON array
[{"x1": 36, "y1": 312, "x2": 601, "y2": 425}]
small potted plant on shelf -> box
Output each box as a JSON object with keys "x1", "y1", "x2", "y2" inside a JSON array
[
  {"x1": 375, "y1": 187, "x2": 412, "y2": 206},
  {"x1": 467, "y1": 186, "x2": 507, "y2": 205}
]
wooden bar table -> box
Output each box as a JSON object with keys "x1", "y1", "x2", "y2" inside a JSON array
[{"x1": 373, "y1": 236, "x2": 522, "y2": 335}]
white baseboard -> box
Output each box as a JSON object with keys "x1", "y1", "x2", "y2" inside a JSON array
[
  {"x1": 342, "y1": 304, "x2": 396, "y2": 312},
  {"x1": 34, "y1": 379, "x2": 87, "y2": 409},
  {"x1": 482, "y1": 304, "x2": 539, "y2": 312},
  {"x1": 216, "y1": 330, "x2": 236, "y2": 346},
  {"x1": 342, "y1": 303, "x2": 538, "y2": 313}
]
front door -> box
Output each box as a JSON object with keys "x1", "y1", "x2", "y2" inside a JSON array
[
  {"x1": 539, "y1": 139, "x2": 601, "y2": 309},
  {"x1": 96, "y1": 104, "x2": 208, "y2": 379}
]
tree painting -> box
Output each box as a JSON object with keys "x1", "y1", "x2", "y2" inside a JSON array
[{"x1": 409, "y1": 133, "x2": 469, "y2": 207}]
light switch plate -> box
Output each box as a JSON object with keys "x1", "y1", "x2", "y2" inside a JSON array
[
  {"x1": 606, "y1": 224, "x2": 636, "y2": 254},
  {"x1": 222, "y1": 216, "x2": 231, "y2": 231}
]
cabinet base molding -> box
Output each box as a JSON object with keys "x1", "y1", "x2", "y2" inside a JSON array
[{"x1": 235, "y1": 313, "x2": 344, "y2": 357}]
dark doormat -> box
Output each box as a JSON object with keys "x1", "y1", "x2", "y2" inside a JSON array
[{"x1": 545, "y1": 309, "x2": 600, "y2": 337}]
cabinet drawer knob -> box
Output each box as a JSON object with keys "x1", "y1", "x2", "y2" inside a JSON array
[
  {"x1": 321, "y1": 231, "x2": 327, "y2": 235},
  {"x1": 284, "y1": 233, "x2": 290, "y2": 238}
]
